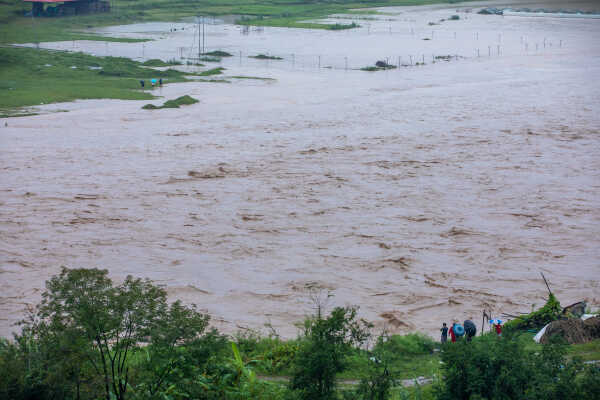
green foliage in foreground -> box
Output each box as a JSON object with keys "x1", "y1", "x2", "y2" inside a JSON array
[
  {"x1": 142, "y1": 95, "x2": 199, "y2": 109},
  {"x1": 290, "y1": 306, "x2": 372, "y2": 400},
  {"x1": 0, "y1": 47, "x2": 189, "y2": 111},
  {"x1": 0, "y1": 268, "x2": 287, "y2": 400},
  {"x1": 1, "y1": 268, "x2": 598, "y2": 400}
]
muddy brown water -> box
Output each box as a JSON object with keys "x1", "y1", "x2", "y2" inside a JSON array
[{"x1": 1, "y1": 0, "x2": 599, "y2": 338}]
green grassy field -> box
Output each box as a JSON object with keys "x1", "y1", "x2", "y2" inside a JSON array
[{"x1": 0, "y1": 46, "x2": 202, "y2": 116}]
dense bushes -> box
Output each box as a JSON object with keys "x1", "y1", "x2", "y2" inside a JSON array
[
  {"x1": 290, "y1": 306, "x2": 372, "y2": 400},
  {"x1": 436, "y1": 333, "x2": 600, "y2": 400}
]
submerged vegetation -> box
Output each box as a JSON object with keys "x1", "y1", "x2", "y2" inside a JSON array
[
  {"x1": 142, "y1": 95, "x2": 198, "y2": 109},
  {"x1": 230, "y1": 75, "x2": 276, "y2": 81},
  {"x1": 326, "y1": 22, "x2": 360, "y2": 30},
  {"x1": 142, "y1": 58, "x2": 182, "y2": 67},
  {"x1": 202, "y1": 50, "x2": 233, "y2": 57},
  {"x1": 249, "y1": 54, "x2": 283, "y2": 60},
  {"x1": 361, "y1": 60, "x2": 397, "y2": 71},
  {"x1": 198, "y1": 66, "x2": 226, "y2": 76},
  {"x1": 0, "y1": 268, "x2": 598, "y2": 400}
]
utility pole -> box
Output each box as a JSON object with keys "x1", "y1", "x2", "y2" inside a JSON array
[
  {"x1": 198, "y1": 16, "x2": 202, "y2": 58},
  {"x1": 197, "y1": 16, "x2": 206, "y2": 58}
]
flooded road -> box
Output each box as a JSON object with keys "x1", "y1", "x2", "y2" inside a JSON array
[{"x1": 1, "y1": 0, "x2": 599, "y2": 338}]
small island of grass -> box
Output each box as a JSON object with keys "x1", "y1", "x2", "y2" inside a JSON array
[
  {"x1": 142, "y1": 95, "x2": 198, "y2": 110},
  {"x1": 361, "y1": 60, "x2": 397, "y2": 71},
  {"x1": 142, "y1": 58, "x2": 183, "y2": 67},
  {"x1": 202, "y1": 50, "x2": 233, "y2": 57},
  {"x1": 198, "y1": 67, "x2": 226, "y2": 76},
  {"x1": 249, "y1": 54, "x2": 283, "y2": 60}
]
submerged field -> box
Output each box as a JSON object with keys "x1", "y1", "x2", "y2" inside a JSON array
[
  {"x1": 0, "y1": 0, "x2": 472, "y2": 115},
  {"x1": 0, "y1": 0, "x2": 474, "y2": 44}
]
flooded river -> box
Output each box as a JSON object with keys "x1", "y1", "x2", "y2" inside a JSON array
[{"x1": 1, "y1": 0, "x2": 599, "y2": 338}]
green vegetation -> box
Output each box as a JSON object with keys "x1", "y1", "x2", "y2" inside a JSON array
[
  {"x1": 202, "y1": 50, "x2": 233, "y2": 57},
  {"x1": 231, "y1": 76, "x2": 276, "y2": 81},
  {"x1": 328, "y1": 22, "x2": 360, "y2": 30},
  {"x1": 290, "y1": 306, "x2": 371, "y2": 399},
  {"x1": 504, "y1": 293, "x2": 562, "y2": 331},
  {"x1": 142, "y1": 58, "x2": 182, "y2": 67},
  {"x1": 1, "y1": 269, "x2": 598, "y2": 400},
  {"x1": 142, "y1": 94, "x2": 198, "y2": 110},
  {"x1": 568, "y1": 339, "x2": 600, "y2": 362},
  {"x1": 361, "y1": 61, "x2": 397, "y2": 71},
  {"x1": 249, "y1": 54, "x2": 283, "y2": 60},
  {"x1": 198, "y1": 56, "x2": 222, "y2": 62},
  {"x1": 198, "y1": 66, "x2": 226, "y2": 76}
]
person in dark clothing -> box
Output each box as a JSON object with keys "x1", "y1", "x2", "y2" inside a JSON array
[
  {"x1": 140, "y1": 80, "x2": 145, "y2": 88},
  {"x1": 464, "y1": 319, "x2": 477, "y2": 342},
  {"x1": 159, "y1": 78, "x2": 163, "y2": 86},
  {"x1": 440, "y1": 322, "x2": 448, "y2": 344}
]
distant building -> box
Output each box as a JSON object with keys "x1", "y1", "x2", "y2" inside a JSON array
[{"x1": 25, "y1": 0, "x2": 110, "y2": 17}]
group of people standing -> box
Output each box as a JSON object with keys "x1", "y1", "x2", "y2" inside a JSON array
[
  {"x1": 440, "y1": 319, "x2": 503, "y2": 343},
  {"x1": 139, "y1": 78, "x2": 162, "y2": 88}
]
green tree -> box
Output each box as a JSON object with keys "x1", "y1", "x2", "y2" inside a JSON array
[
  {"x1": 435, "y1": 335, "x2": 529, "y2": 400},
  {"x1": 355, "y1": 333, "x2": 397, "y2": 400},
  {"x1": 290, "y1": 306, "x2": 371, "y2": 400},
  {"x1": 23, "y1": 267, "x2": 209, "y2": 400}
]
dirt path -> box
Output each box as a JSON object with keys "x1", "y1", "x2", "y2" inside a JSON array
[{"x1": 258, "y1": 375, "x2": 433, "y2": 388}]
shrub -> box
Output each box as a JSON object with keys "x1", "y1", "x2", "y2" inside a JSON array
[
  {"x1": 354, "y1": 334, "x2": 397, "y2": 400},
  {"x1": 375, "y1": 333, "x2": 435, "y2": 357},
  {"x1": 290, "y1": 306, "x2": 372, "y2": 400},
  {"x1": 435, "y1": 334, "x2": 599, "y2": 400},
  {"x1": 504, "y1": 293, "x2": 562, "y2": 331}
]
